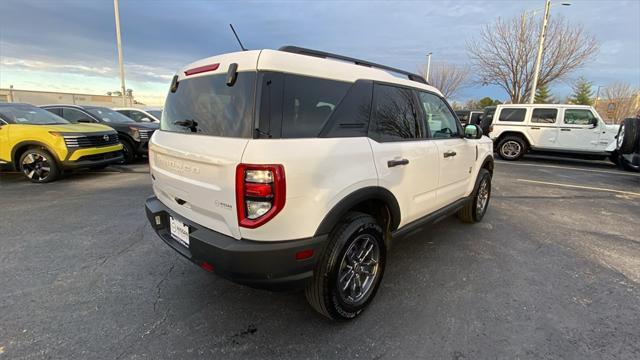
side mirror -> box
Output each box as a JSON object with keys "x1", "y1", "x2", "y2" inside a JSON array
[
  {"x1": 590, "y1": 118, "x2": 599, "y2": 128},
  {"x1": 464, "y1": 124, "x2": 483, "y2": 139}
]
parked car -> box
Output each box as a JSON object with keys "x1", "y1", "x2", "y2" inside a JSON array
[
  {"x1": 41, "y1": 105, "x2": 158, "y2": 163},
  {"x1": 114, "y1": 107, "x2": 162, "y2": 123},
  {"x1": 144, "y1": 46, "x2": 494, "y2": 320},
  {"x1": 615, "y1": 117, "x2": 640, "y2": 172},
  {"x1": 0, "y1": 103, "x2": 122, "y2": 182},
  {"x1": 483, "y1": 104, "x2": 620, "y2": 163},
  {"x1": 455, "y1": 110, "x2": 483, "y2": 125}
]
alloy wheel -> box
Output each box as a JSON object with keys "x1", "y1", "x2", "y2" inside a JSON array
[
  {"x1": 21, "y1": 152, "x2": 51, "y2": 182},
  {"x1": 476, "y1": 177, "x2": 490, "y2": 215},
  {"x1": 337, "y1": 234, "x2": 381, "y2": 305},
  {"x1": 501, "y1": 141, "x2": 522, "y2": 159}
]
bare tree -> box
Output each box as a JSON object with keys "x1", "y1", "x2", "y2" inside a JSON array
[
  {"x1": 603, "y1": 82, "x2": 640, "y2": 124},
  {"x1": 419, "y1": 61, "x2": 470, "y2": 100},
  {"x1": 467, "y1": 14, "x2": 599, "y2": 103}
]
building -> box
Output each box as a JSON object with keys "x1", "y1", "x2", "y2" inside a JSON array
[
  {"x1": 0, "y1": 87, "x2": 141, "y2": 107},
  {"x1": 594, "y1": 93, "x2": 640, "y2": 124}
]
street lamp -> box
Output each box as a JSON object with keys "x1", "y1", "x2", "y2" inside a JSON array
[
  {"x1": 528, "y1": 0, "x2": 571, "y2": 104},
  {"x1": 425, "y1": 52, "x2": 432, "y2": 83}
]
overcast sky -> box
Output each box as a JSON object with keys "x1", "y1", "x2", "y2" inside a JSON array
[{"x1": 0, "y1": 0, "x2": 638, "y2": 105}]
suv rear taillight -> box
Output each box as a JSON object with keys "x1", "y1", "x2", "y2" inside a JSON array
[{"x1": 235, "y1": 164, "x2": 286, "y2": 228}]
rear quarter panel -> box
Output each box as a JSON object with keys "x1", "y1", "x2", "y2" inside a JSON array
[{"x1": 240, "y1": 137, "x2": 378, "y2": 241}]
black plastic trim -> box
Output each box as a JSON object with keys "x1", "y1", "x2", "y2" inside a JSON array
[{"x1": 392, "y1": 197, "x2": 470, "y2": 240}]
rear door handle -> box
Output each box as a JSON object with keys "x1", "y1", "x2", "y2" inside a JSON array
[
  {"x1": 387, "y1": 159, "x2": 409, "y2": 168},
  {"x1": 443, "y1": 150, "x2": 457, "y2": 158},
  {"x1": 530, "y1": 127, "x2": 540, "y2": 130},
  {"x1": 560, "y1": 128, "x2": 571, "y2": 132}
]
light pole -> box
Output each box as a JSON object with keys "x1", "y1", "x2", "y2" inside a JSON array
[
  {"x1": 528, "y1": 1, "x2": 571, "y2": 104},
  {"x1": 594, "y1": 85, "x2": 604, "y2": 108},
  {"x1": 113, "y1": 0, "x2": 126, "y2": 106},
  {"x1": 425, "y1": 52, "x2": 432, "y2": 83}
]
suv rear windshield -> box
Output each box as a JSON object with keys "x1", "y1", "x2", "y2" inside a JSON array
[
  {"x1": 0, "y1": 105, "x2": 70, "y2": 125},
  {"x1": 162, "y1": 72, "x2": 256, "y2": 138}
]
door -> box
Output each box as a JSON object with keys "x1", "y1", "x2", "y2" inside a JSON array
[
  {"x1": 417, "y1": 91, "x2": 475, "y2": 207},
  {"x1": 368, "y1": 83, "x2": 440, "y2": 227},
  {"x1": 527, "y1": 108, "x2": 559, "y2": 149},
  {"x1": 0, "y1": 119, "x2": 9, "y2": 163},
  {"x1": 558, "y1": 108, "x2": 601, "y2": 151}
]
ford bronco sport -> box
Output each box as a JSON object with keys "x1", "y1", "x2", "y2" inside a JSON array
[
  {"x1": 0, "y1": 103, "x2": 123, "y2": 183},
  {"x1": 145, "y1": 46, "x2": 494, "y2": 320}
]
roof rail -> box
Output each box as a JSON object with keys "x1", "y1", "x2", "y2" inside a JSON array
[{"x1": 278, "y1": 46, "x2": 428, "y2": 85}]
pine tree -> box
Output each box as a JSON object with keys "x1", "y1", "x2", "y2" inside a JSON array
[
  {"x1": 535, "y1": 83, "x2": 552, "y2": 103},
  {"x1": 568, "y1": 77, "x2": 594, "y2": 105}
]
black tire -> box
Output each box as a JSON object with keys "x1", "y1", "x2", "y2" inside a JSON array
[
  {"x1": 497, "y1": 135, "x2": 527, "y2": 161},
  {"x1": 619, "y1": 155, "x2": 640, "y2": 172},
  {"x1": 19, "y1": 148, "x2": 60, "y2": 183},
  {"x1": 609, "y1": 151, "x2": 620, "y2": 165},
  {"x1": 91, "y1": 164, "x2": 109, "y2": 170},
  {"x1": 305, "y1": 212, "x2": 386, "y2": 320},
  {"x1": 458, "y1": 169, "x2": 491, "y2": 223},
  {"x1": 616, "y1": 118, "x2": 639, "y2": 154},
  {"x1": 120, "y1": 139, "x2": 136, "y2": 164}
]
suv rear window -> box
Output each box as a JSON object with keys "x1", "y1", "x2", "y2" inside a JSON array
[
  {"x1": 531, "y1": 108, "x2": 557, "y2": 123},
  {"x1": 162, "y1": 72, "x2": 256, "y2": 137},
  {"x1": 499, "y1": 108, "x2": 526, "y2": 122}
]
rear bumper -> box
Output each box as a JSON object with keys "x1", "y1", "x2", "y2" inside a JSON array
[{"x1": 145, "y1": 196, "x2": 328, "y2": 290}]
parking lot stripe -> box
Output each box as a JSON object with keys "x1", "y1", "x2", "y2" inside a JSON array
[
  {"x1": 496, "y1": 160, "x2": 640, "y2": 177},
  {"x1": 516, "y1": 179, "x2": 640, "y2": 197}
]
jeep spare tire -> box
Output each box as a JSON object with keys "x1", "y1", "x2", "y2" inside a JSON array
[{"x1": 616, "y1": 118, "x2": 639, "y2": 154}]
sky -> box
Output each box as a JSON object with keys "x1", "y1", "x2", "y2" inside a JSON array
[{"x1": 0, "y1": 0, "x2": 638, "y2": 106}]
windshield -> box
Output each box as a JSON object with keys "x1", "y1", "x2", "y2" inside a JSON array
[
  {"x1": 0, "y1": 105, "x2": 70, "y2": 125},
  {"x1": 148, "y1": 110, "x2": 162, "y2": 119},
  {"x1": 162, "y1": 72, "x2": 256, "y2": 137},
  {"x1": 86, "y1": 107, "x2": 135, "y2": 123}
]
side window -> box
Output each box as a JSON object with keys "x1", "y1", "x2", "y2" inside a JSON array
[
  {"x1": 117, "y1": 110, "x2": 131, "y2": 118},
  {"x1": 564, "y1": 109, "x2": 596, "y2": 125},
  {"x1": 319, "y1": 80, "x2": 372, "y2": 138},
  {"x1": 281, "y1": 74, "x2": 350, "y2": 138},
  {"x1": 45, "y1": 107, "x2": 62, "y2": 117},
  {"x1": 370, "y1": 84, "x2": 421, "y2": 141},
  {"x1": 127, "y1": 111, "x2": 145, "y2": 122},
  {"x1": 498, "y1": 108, "x2": 526, "y2": 122},
  {"x1": 417, "y1": 91, "x2": 459, "y2": 138},
  {"x1": 63, "y1": 108, "x2": 94, "y2": 123},
  {"x1": 531, "y1": 108, "x2": 557, "y2": 124}
]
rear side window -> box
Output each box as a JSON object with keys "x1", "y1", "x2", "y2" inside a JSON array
[
  {"x1": 499, "y1": 108, "x2": 526, "y2": 122},
  {"x1": 531, "y1": 108, "x2": 557, "y2": 123},
  {"x1": 162, "y1": 72, "x2": 256, "y2": 137},
  {"x1": 370, "y1": 84, "x2": 421, "y2": 141},
  {"x1": 281, "y1": 74, "x2": 350, "y2": 138},
  {"x1": 564, "y1": 109, "x2": 596, "y2": 125}
]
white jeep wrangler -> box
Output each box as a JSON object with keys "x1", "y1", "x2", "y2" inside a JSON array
[
  {"x1": 483, "y1": 104, "x2": 620, "y2": 162},
  {"x1": 145, "y1": 46, "x2": 494, "y2": 320}
]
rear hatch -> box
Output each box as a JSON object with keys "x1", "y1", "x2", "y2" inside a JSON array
[{"x1": 149, "y1": 57, "x2": 258, "y2": 239}]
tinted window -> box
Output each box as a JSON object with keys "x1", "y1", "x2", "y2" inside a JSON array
[
  {"x1": 499, "y1": 108, "x2": 526, "y2": 122},
  {"x1": 45, "y1": 107, "x2": 62, "y2": 117},
  {"x1": 470, "y1": 112, "x2": 483, "y2": 125},
  {"x1": 117, "y1": 110, "x2": 131, "y2": 118},
  {"x1": 320, "y1": 80, "x2": 372, "y2": 138},
  {"x1": 281, "y1": 74, "x2": 350, "y2": 138},
  {"x1": 564, "y1": 109, "x2": 596, "y2": 125},
  {"x1": 63, "y1": 108, "x2": 95, "y2": 123},
  {"x1": 162, "y1": 72, "x2": 256, "y2": 137},
  {"x1": 371, "y1": 84, "x2": 420, "y2": 141},
  {"x1": 126, "y1": 110, "x2": 148, "y2": 122},
  {"x1": 417, "y1": 92, "x2": 459, "y2": 138},
  {"x1": 0, "y1": 105, "x2": 69, "y2": 125},
  {"x1": 86, "y1": 107, "x2": 135, "y2": 124},
  {"x1": 531, "y1": 108, "x2": 557, "y2": 124},
  {"x1": 455, "y1": 111, "x2": 470, "y2": 123}
]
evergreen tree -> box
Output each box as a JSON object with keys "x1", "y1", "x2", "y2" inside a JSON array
[
  {"x1": 478, "y1": 97, "x2": 502, "y2": 108},
  {"x1": 535, "y1": 83, "x2": 552, "y2": 103},
  {"x1": 568, "y1": 77, "x2": 594, "y2": 105}
]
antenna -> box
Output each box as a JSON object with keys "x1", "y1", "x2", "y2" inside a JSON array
[{"x1": 229, "y1": 24, "x2": 247, "y2": 51}]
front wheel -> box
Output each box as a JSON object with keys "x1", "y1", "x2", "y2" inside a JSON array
[
  {"x1": 19, "y1": 148, "x2": 60, "y2": 183},
  {"x1": 305, "y1": 212, "x2": 386, "y2": 320},
  {"x1": 458, "y1": 169, "x2": 491, "y2": 223},
  {"x1": 497, "y1": 136, "x2": 527, "y2": 161},
  {"x1": 120, "y1": 139, "x2": 136, "y2": 164}
]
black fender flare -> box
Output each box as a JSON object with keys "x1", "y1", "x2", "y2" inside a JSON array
[
  {"x1": 314, "y1": 186, "x2": 401, "y2": 237},
  {"x1": 11, "y1": 141, "x2": 61, "y2": 169},
  {"x1": 480, "y1": 155, "x2": 494, "y2": 176}
]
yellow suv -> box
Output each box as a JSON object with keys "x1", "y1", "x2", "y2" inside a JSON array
[{"x1": 0, "y1": 103, "x2": 123, "y2": 183}]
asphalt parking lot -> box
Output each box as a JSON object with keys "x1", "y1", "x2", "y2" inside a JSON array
[{"x1": 1, "y1": 157, "x2": 639, "y2": 359}]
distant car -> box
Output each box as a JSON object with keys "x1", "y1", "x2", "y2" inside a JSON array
[
  {"x1": 455, "y1": 110, "x2": 483, "y2": 125},
  {"x1": 615, "y1": 117, "x2": 640, "y2": 172},
  {"x1": 114, "y1": 107, "x2": 162, "y2": 123},
  {"x1": 41, "y1": 105, "x2": 158, "y2": 163},
  {"x1": 483, "y1": 104, "x2": 621, "y2": 165},
  {"x1": 0, "y1": 103, "x2": 122, "y2": 183}
]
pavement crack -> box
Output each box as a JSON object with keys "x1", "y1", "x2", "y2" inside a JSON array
[{"x1": 153, "y1": 260, "x2": 176, "y2": 313}]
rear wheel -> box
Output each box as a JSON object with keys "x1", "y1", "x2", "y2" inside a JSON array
[
  {"x1": 458, "y1": 169, "x2": 491, "y2": 223},
  {"x1": 497, "y1": 136, "x2": 527, "y2": 160},
  {"x1": 19, "y1": 148, "x2": 59, "y2": 183},
  {"x1": 305, "y1": 212, "x2": 385, "y2": 320},
  {"x1": 616, "y1": 118, "x2": 639, "y2": 154}
]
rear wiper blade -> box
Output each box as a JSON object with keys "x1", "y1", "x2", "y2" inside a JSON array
[{"x1": 174, "y1": 119, "x2": 198, "y2": 132}]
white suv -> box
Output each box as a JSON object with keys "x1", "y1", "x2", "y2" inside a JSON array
[
  {"x1": 145, "y1": 46, "x2": 494, "y2": 320},
  {"x1": 484, "y1": 104, "x2": 620, "y2": 161}
]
